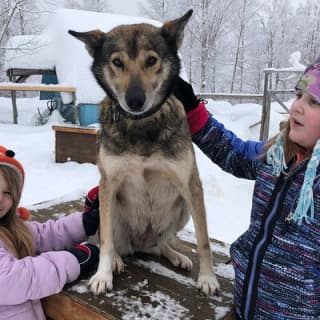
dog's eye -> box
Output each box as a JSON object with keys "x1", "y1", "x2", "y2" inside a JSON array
[
  {"x1": 146, "y1": 56, "x2": 157, "y2": 67},
  {"x1": 112, "y1": 58, "x2": 123, "y2": 68}
]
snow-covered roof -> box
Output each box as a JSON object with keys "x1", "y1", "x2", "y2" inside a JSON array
[
  {"x1": 4, "y1": 9, "x2": 162, "y2": 104},
  {"x1": 4, "y1": 34, "x2": 55, "y2": 70}
]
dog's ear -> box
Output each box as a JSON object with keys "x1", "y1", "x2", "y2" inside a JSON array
[
  {"x1": 68, "y1": 29, "x2": 104, "y2": 57},
  {"x1": 160, "y1": 9, "x2": 193, "y2": 51}
]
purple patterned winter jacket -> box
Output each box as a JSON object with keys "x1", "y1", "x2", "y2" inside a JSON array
[
  {"x1": 189, "y1": 104, "x2": 320, "y2": 319},
  {"x1": 0, "y1": 212, "x2": 87, "y2": 320}
]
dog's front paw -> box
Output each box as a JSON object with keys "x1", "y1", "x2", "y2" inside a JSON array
[
  {"x1": 197, "y1": 273, "x2": 220, "y2": 295},
  {"x1": 88, "y1": 270, "x2": 113, "y2": 294}
]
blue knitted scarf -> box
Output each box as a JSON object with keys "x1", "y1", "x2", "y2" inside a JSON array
[{"x1": 267, "y1": 132, "x2": 320, "y2": 225}]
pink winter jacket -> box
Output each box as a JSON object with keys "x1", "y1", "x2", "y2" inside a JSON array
[{"x1": 0, "y1": 212, "x2": 87, "y2": 320}]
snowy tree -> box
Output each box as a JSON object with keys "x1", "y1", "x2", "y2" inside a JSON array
[
  {"x1": 229, "y1": 0, "x2": 261, "y2": 93},
  {"x1": 294, "y1": 0, "x2": 320, "y2": 63},
  {"x1": 64, "y1": 0, "x2": 112, "y2": 12}
]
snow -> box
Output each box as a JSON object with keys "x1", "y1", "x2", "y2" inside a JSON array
[
  {"x1": 264, "y1": 51, "x2": 305, "y2": 73},
  {"x1": 0, "y1": 8, "x2": 292, "y2": 245},
  {"x1": 3, "y1": 9, "x2": 162, "y2": 104},
  {"x1": 0, "y1": 95, "x2": 288, "y2": 244},
  {"x1": 4, "y1": 34, "x2": 55, "y2": 70},
  {"x1": 0, "y1": 7, "x2": 292, "y2": 243},
  {"x1": 0, "y1": 8, "x2": 300, "y2": 318},
  {"x1": 69, "y1": 276, "x2": 232, "y2": 319},
  {"x1": 288, "y1": 51, "x2": 306, "y2": 71}
]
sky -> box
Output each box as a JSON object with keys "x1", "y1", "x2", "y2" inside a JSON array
[
  {"x1": 108, "y1": 0, "x2": 147, "y2": 16},
  {"x1": 1, "y1": 8, "x2": 294, "y2": 245}
]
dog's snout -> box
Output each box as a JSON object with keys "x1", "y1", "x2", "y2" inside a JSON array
[{"x1": 125, "y1": 86, "x2": 146, "y2": 111}]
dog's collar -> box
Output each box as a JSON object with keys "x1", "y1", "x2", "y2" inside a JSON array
[{"x1": 113, "y1": 103, "x2": 163, "y2": 120}]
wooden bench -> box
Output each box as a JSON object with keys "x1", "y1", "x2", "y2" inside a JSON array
[
  {"x1": 0, "y1": 83, "x2": 76, "y2": 124},
  {"x1": 29, "y1": 199, "x2": 236, "y2": 320}
]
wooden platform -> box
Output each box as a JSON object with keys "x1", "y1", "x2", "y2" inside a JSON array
[{"x1": 30, "y1": 199, "x2": 235, "y2": 320}]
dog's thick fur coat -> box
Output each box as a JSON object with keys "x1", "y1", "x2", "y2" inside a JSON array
[{"x1": 69, "y1": 10, "x2": 219, "y2": 295}]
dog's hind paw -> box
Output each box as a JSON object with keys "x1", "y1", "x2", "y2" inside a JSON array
[
  {"x1": 197, "y1": 274, "x2": 220, "y2": 296},
  {"x1": 88, "y1": 271, "x2": 113, "y2": 295},
  {"x1": 162, "y1": 244, "x2": 193, "y2": 270},
  {"x1": 171, "y1": 251, "x2": 193, "y2": 270},
  {"x1": 112, "y1": 252, "x2": 125, "y2": 274}
]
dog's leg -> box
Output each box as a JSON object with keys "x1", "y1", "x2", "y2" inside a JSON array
[
  {"x1": 88, "y1": 174, "x2": 124, "y2": 294},
  {"x1": 186, "y1": 171, "x2": 220, "y2": 295},
  {"x1": 144, "y1": 163, "x2": 219, "y2": 295},
  {"x1": 160, "y1": 167, "x2": 219, "y2": 295}
]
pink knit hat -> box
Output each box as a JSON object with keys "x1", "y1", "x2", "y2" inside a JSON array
[
  {"x1": 296, "y1": 55, "x2": 320, "y2": 103},
  {"x1": 267, "y1": 55, "x2": 320, "y2": 226}
]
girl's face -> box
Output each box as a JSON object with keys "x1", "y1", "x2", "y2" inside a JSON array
[
  {"x1": 289, "y1": 90, "x2": 320, "y2": 150},
  {"x1": 0, "y1": 171, "x2": 13, "y2": 219}
]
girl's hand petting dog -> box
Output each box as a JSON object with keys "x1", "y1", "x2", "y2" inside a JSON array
[
  {"x1": 82, "y1": 186, "x2": 100, "y2": 236},
  {"x1": 68, "y1": 243, "x2": 99, "y2": 275},
  {"x1": 173, "y1": 77, "x2": 199, "y2": 112}
]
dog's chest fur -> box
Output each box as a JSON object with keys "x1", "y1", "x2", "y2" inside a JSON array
[
  {"x1": 98, "y1": 97, "x2": 194, "y2": 252},
  {"x1": 99, "y1": 97, "x2": 191, "y2": 158},
  {"x1": 99, "y1": 151, "x2": 193, "y2": 252}
]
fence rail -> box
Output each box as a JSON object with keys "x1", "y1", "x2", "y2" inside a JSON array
[
  {"x1": 0, "y1": 83, "x2": 76, "y2": 124},
  {"x1": 196, "y1": 93, "x2": 264, "y2": 104}
]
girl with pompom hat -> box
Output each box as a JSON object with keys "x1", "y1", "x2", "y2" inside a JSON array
[
  {"x1": 0, "y1": 146, "x2": 100, "y2": 320},
  {"x1": 172, "y1": 55, "x2": 320, "y2": 319}
]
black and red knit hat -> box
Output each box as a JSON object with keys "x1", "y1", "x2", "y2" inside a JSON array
[{"x1": 0, "y1": 145, "x2": 29, "y2": 220}]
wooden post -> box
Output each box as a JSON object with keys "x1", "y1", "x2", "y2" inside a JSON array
[
  {"x1": 259, "y1": 71, "x2": 271, "y2": 141},
  {"x1": 7, "y1": 71, "x2": 18, "y2": 124},
  {"x1": 11, "y1": 90, "x2": 18, "y2": 124}
]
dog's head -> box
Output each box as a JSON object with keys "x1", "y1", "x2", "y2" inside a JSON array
[{"x1": 69, "y1": 10, "x2": 192, "y2": 118}]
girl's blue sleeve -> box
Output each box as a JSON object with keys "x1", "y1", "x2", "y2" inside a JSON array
[{"x1": 192, "y1": 113, "x2": 265, "y2": 179}]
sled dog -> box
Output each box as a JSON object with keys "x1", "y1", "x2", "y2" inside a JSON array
[{"x1": 69, "y1": 9, "x2": 219, "y2": 295}]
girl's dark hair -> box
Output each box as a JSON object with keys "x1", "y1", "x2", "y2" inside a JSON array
[{"x1": 0, "y1": 166, "x2": 34, "y2": 258}]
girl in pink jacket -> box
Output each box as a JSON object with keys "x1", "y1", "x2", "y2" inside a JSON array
[{"x1": 0, "y1": 146, "x2": 100, "y2": 320}]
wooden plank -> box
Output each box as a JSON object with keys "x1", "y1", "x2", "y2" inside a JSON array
[
  {"x1": 0, "y1": 82, "x2": 77, "y2": 124},
  {"x1": 43, "y1": 293, "x2": 116, "y2": 320},
  {"x1": 0, "y1": 83, "x2": 75, "y2": 93},
  {"x1": 29, "y1": 200, "x2": 235, "y2": 320},
  {"x1": 6, "y1": 68, "x2": 56, "y2": 78},
  {"x1": 52, "y1": 125, "x2": 100, "y2": 135}
]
